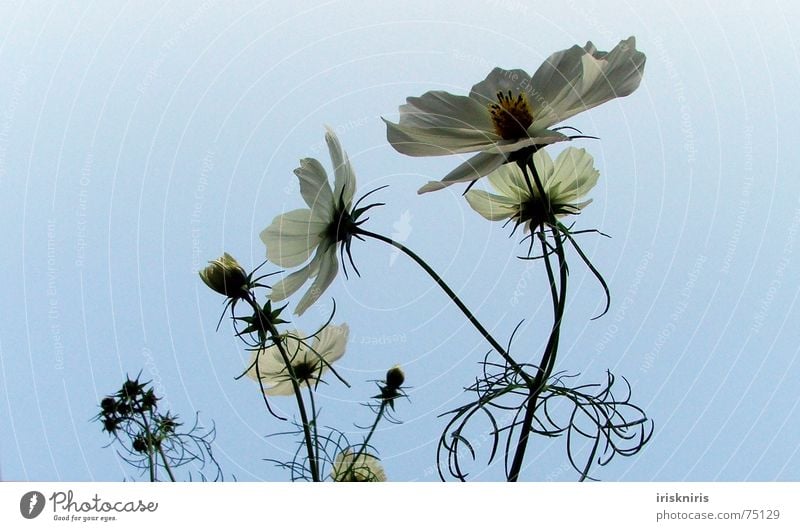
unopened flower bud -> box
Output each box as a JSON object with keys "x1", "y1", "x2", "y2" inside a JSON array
[
  {"x1": 140, "y1": 389, "x2": 157, "y2": 411},
  {"x1": 385, "y1": 365, "x2": 405, "y2": 390},
  {"x1": 199, "y1": 253, "x2": 249, "y2": 299},
  {"x1": 100, "y1": 397, "x2": 117, "y2": 415},
  {"x1": 132, "y1": 436, "x2": 148, "y2": 453},
  {"x1": 102, "y1": 417, "x2": 120, "y2": 434},
  {"x1": 121, "y1": 379, "x2": 142, "y2": 399}
]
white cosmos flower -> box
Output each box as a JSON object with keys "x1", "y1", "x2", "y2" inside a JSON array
[
  {"x1": 246, "y1": 323, "x2": 349, "y2": 396},
  {"x1": 384, "y1": 37, "x2": 644, "y2": 193},
  {"x1": 331, "y1": 449, "x2": 387, "y2": 482},
  {"x1": 260, "y1": 128, "x2": 357, "y2": 316},
  {"x1": 465, "y1": 147, "x2": 599, "y2": 232}
]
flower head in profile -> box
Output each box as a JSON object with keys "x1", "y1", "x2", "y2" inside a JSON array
[
  {"x1": 384, "y1": 37, "x2": 643, "y2": 193},
  {"x1": 373, "y1": 365, "x2": 406, "y2": 411},
  {"x1": 465, "y1": 147, "x2": 599, "y2": 233},
  {"x1": 261, "y1": 128, "x2": 380, "y2": 316},
  {"x1": 246, "y1": 323, "x2": 349, "y2": 396},
  {"x1": 331, "y1": 449, "x2": 387, "y2": 482},
  {"x1": 199, "y1": 253, "x2": 250, "y2": 300}
]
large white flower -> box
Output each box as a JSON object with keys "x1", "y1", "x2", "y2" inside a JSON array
[
  {"x1": 246, "y1": 323, "x2": 349, "y2": 396},
  {"x1": 261, "y1": 128, "x2": 357, "y2": 316},
  {"x1": 384, "y1": 37, "x2": 644, "y2": 193},
  {"x1": 331, "y1": 449, "x2": 387, "y2": 482},
  {"x1": 465, "y1": 147, "x2": 599, "y2": 232}
]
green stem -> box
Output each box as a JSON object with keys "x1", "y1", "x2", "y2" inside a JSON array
[
  {"x1": 356, "y1": 229, "x2": 531, "y2": 383},
  {"x1": 131, "y1": 394, "x2": 176, "y2": 482},
  {"x1": 357, "y1": 401, "x2": 386, "y2": 459},
  {"x1": 306, "y1": 385, "x2": 320, "y2": 478},
  {"x1": 507, "y1": 160, "x2": 569, "y2": 482},
  {"x1": 340, "y1": 400, "x2": 388, "y2": 481},
  {"x1": 156, "y1": 443, "x2": 176, "y2": 482},
  {"x1": 243, "y1": 293, "x2": 320, "y2": 482},
  {"x1": 127, "y1": 395, "x2": 159, "y2": 482}
]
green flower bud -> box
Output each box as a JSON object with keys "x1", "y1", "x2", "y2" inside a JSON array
[{"x1": 199, "y1": 253, "x2": 249, "y2": 299}]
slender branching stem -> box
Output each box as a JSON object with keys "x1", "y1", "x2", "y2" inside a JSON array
[
  {"x1": 357, "y1": 401, "x2": 386, "y2": 460},
  {"x1": 242, "y1": 293, "x2": 320, "y2": 482},
  {"x1": 340, "y1": 400, "x2": 388, "y2": 480},
  {"x1": 156, "y1": 444, "x2": 177, "y2": 482},
  {"x1": 306, "y1": 385, "x2": 321, "y2": 477},
  {"x1": 137, "y1": 409, "x2": 157, "y2": 482},
  {"x1": 507, "y1": 159, "x2": 569, "y2": 482},
  {"x1": 355, "y1": 228, "x2": 532, "y2": 385},
  {"x1": 131, "y1": 394, "x2": 176, "y2": 482}
]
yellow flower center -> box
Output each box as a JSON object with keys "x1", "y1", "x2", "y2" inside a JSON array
[{"x1": 489, "y1": 90, "x2": 533, "y2": 140}]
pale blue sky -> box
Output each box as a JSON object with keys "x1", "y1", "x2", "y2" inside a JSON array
[{"x1": 1, "y1": 0, "x2": 798, "y2": 481}]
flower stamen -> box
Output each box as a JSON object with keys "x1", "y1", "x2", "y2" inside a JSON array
[{"x1": 489, "y1": 90, "x2": 534, "y2": 140}]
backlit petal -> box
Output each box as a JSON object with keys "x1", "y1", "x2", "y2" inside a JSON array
[
  {"x1": 294, "y1": 246, "x2": 339, "y2": 316},
  {"x1": 385, "y1": 119, "x2": 499, "y2": 156},
  {"x1": 465, "y1": 190, "x2": 520, "y2": 221},
  {"x1": 401, "y1": 90, "x2": 493, "y2": 130},
  {"x1": 325, "y1": 127, "x2": 357, "y2": 207},
  {"x1": 530, "y1": 37, "x2": 645, "y2": 127},
  {"x1": 417, "y1": 151, "x2": 506, "y2": 193},
  {"x1": 294, "y1": 158, "x2": 333, "y2": 217},
  {"x1": 261, "y1": 209, "x2": 327, "y2": 267}
]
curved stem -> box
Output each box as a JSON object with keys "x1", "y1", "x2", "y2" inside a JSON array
[
  {"x1": 340, "y1": 400, "x2": 388, "y2": 480},
  {"x1": 358, "y1": 401, "x2": 386, "y2": 459},
  {"x1": 242, "y1": 293, "x2": 320, "y2": 482},
  {"x1": 356, "y1": 228, "x2": 531, "y2": 383}
]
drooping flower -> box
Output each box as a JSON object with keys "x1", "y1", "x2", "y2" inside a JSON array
[
  {"x1": 331, "y1": 449, "x2": 387, "y2": 482},
  {"x1": 384, "y1": 37, "x2": 644, "y2": 193},
  {"x1": 465, "y1": 147, "x2": 599, "y2": 233},
  {"x1": 261, "y1": 128, "x2": 371, "y2": 316},
  {"x1": 246, "y1": 323, "x2": 349, "y2": 396}
]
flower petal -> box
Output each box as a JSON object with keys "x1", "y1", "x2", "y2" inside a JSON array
[
  {"x1": 332, "y1": 449, "x2": 386, "y2": 482},
  {"x1": 263, "y1": 380, "x2": 298, "y2": 396},
  {"x1": 417, "y1": 151, "x2": 506, "y2": 194},
  {"x1": 531, "y1": 149, "x2": 556, "y2": 186},
  {"x1": 384, "y1": 118, "x2": 500, "y2": 156},
  {"x1": 247, "y1": 333, "x2": 317, "y2": 396},
  {"x1": 465, "y1": 189, "x2": 520, "y2": 221},
  {"x1": 312, "y1": 323, "x2": 349, "y2": 365},
  {"x1": 550, "y1": 147, "x2": 599, "y2": 203},
  {"x1": 269, "y1": 257, "x2": 317, "y2": 301},
  {"x1": 294, "y1": 157, "x2": 333, "y2": 217},
  {"x1": 530, "y1": 37, "x2": 645, "y2": 127},
  {"x1": 246, "y1": 334, "x2": 303, "y2": 382},
  {"x1": 479, "y1": 131, "x2": 568, "y2": 154},
  {"x1": 294, "y1": 246, "x2": 339, "y2": 316},
  {"x1": 325, "y1": 127, "x2": 357, "y2": 207},
  {"x1": 486, "y1": 164, "x2": 527, "y2": 201},
  {"x1": 469, "y1": 67, "x2": 534, "y2": 106},
  {"x1": 261, "y1": 209, "x2": 327, "y2": 268},
  {"x1": 400, "y1": 90, "x2": 493, "y2": 130}
]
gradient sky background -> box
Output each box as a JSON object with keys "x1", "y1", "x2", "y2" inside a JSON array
[{"x1": 1, "y1": 0, "x2": 799, "y2": 482}]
